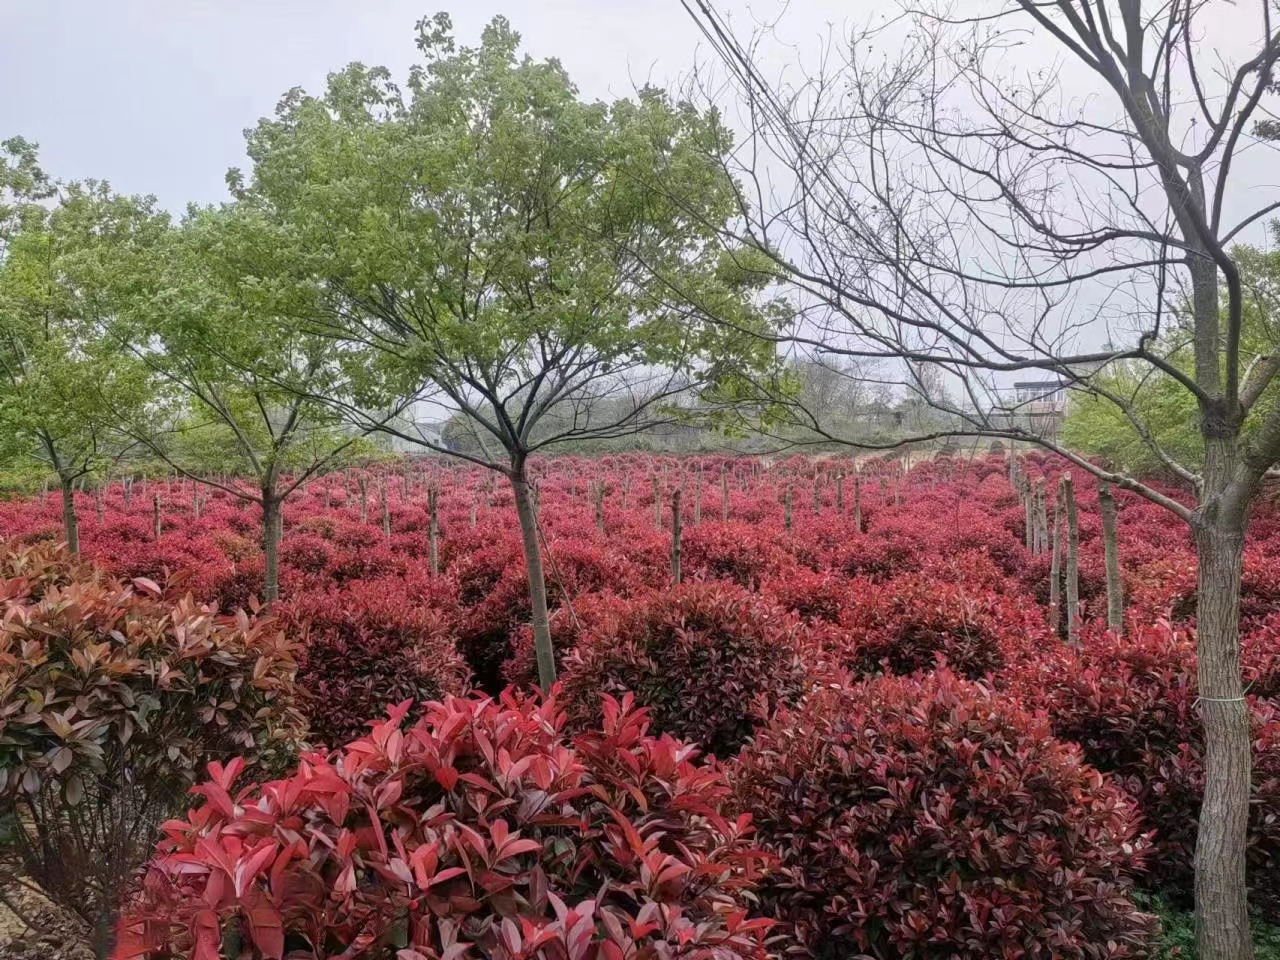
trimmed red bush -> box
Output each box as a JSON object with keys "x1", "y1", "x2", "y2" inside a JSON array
[
  {"x1": 558, "y1": 583, "x2": 812, "y2": 757},
  {"x1": 281, "y1": 578, "x2": 471, "y2": 745},
  {"x1": 1010, "y1": 621, "x2": 1280, "y2": 908},
  {"x1": 679, "y1": 521, "x2": 791, "y2": 587},
  {"x1": 733, "y1": 670, "x2": 1154, "y2": 959},
  {"x1": 833, "y1": 575, "x2": 1044, "y2": 680},
  {"x1": 761, "y1": 568, "x2": 851, "y2": 623},
  {"x1": 113, "y1": 691, "x2": 772, "y2": 960}
]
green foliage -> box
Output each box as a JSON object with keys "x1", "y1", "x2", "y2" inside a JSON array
[
  {"x1": 1064, "y1": 237, "x2": 1280, "y2": 476},
  {"x1": 1137, "y1": 894, "x2": 1280, "y2": 959},
  {"x1": 0, "y1": 161, "x2": 160, "y2": 488},
  {"x1": 0, "y1": 540, "x2": 305, "y2": 948},
  {"x1": 227, "y1": 13, "x2": 787, "y2": 463},
  {"x1": 113, "y1": 202, "x2": 375, "y2": 489}
]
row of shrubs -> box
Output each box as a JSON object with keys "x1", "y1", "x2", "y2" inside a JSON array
[{"x1": 3, "y1": 533, "x2": 1279, "y2": 958}]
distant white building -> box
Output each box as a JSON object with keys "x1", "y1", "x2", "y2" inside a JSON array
[
  {"x1": 382, "y1": 417, "x2": 446, "y2": 454},
  {"x1": 989, "y1": 379, "x2": 1072, "y2": 440}
]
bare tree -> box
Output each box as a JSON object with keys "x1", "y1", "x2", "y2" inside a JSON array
[{"x1": 684, "y1": 1, "x2": 1280, "y2": 956}]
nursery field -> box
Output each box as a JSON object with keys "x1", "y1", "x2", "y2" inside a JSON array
[{"x1": 2, "y1": 452, "x2": 1279, "y2": 959}]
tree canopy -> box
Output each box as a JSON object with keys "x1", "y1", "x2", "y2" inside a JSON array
[
  {"x1": 221, "y1": 13, "x2": 786, "y2": 682},
  {"x1": 0, "y1": 145, "x2": 159, "y2": 550}
]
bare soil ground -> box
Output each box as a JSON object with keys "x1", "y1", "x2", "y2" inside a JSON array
[{"x1": 0, "y1": 885, "x2": 92, "y2": 960}]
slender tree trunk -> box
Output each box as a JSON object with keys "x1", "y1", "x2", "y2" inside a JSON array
[
  {"x1": 381, "y1": 476, "x2": 391, "y2": 540},
  {"x1": 428, "y1": 486, "x2": 440, "y2": 576},
  {"x1": 593, "y1": 481, "x2": 605, "y2": 533},
  {"x1": 1048, "y1": 491, "x2": 1062, "y2": 635},
  {"x1": 358, "y1": 475, "x2": 368, "y2": 524},
  {"x1": 853, "y1": 475, "x2": 862, "y2": 532},
  {"x1": 1023, "y1": 476, "x2": 1035, "y2": 551},
  {"x1": 720, "y1": 466, "x2": 729, "y2": 521},
  {"x1": 1061, "y1": 474, "x2": 1080, "y2": 645},
  {"x1": 93, "y1": 485, "x2": 103, "y2": 525},
  {"x1": 836, "y1": 473, "x2": 844, "y2": 512},
  {"x1": 262, "y1": 491, "x2": 282, "y2": 605},
  {"x1": 652, "y1": 474, "x2": 662, "y2": 529},
  {"x1": 784, "y1": 483, "x2": 793, "y2": 533},
  {"x1": 152, "y1": 493, "x2": 162, "y2": 542},
  {"x1": 1193, "y1": 437, "x2": 1255, "y2": 960},
  {"x1": 59, "y1": 475, "x2": 79, "y2": 555},
  {"x1": 671, "y1": 488, "x2": 682, "y2": 585},
  {"x1": 510, "y1": 463, "x2": 555, "y2": 689},
  {"x1": 1098, "y1": 482, "x2": 1124, "y2": 634}
]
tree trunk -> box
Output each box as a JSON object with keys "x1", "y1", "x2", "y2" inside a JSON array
[
  {"x1": 836, "y1": 473, "x2": 844, "y2": 512},
  {"x1": 1023, "y1": 476, "x2": 1034, "y2": 551},
  {"x1": 1193, "y1": 439, "x2": 1255, "y2": 960},
  {"x1": 152, "y1": 493, "x2": 162, "y2": 542},
  {"x1": 594, "y1": 481, "x2": 605, "y2": 533},
  {"x1": 1048, "y1": 491, "x2": 1062, "y2": 634},
  {"x1": 59, "y1": 475, "x2": 79, "y2": 555},
  {"x1": 671, "y1": 488, "x2": 682, "y2": 585},
  {"x1": 783, "y1": 483, "x2": 793, "y2": 533},
  {"x1": 381, "y1": 477, "x2": 391, "y2": 540},
  {"x1": 262, "y1": 492, "x2": 282, "y2": 605},
  {"x1": 853, "y1": 475, "x2": 862, "y2": 532},
  {"x1": 1098, "y1": 482, "x2": 1124, "y2": 634},
  {"x1": 720, "y1": 467, "x2": 729, "y2": 521},
  {"x1": 428, "y1": 486, "x2": 440, "y2": 576},
  {"x1": 1061, "y1": 474, "x2": 1080, "y2": 645},
  {"x1": 511, "y1": 465, "x2": 555, "y2": 689}
]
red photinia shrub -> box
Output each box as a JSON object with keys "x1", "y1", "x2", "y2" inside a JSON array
[
  {"x1": 113, "y1": 692, "x2": 772, "y2": 960},
  {"x1": 678, "y1": 522, "x2": 791, "y2": 587},
  {"x1": 916, "y1": 548, "x2": 1017, "y2": 593},
  {"x1": 1244, "y1": 612, "x2": 1280, "y2": 702},
  {"x1": 832, "y1": 575, "x2": 1045, "y2": 680},
  {"x1": 1009, "y1": 621, "x2": 1280, "y2": 907},
  {"x1": 0, "y1": 542, "x2": 306, "y2": 953},
  {"x1": 760, "y1": 568, "x2": 852, "y2": 623},
  {"x1": 280, "y1": 579, "x2": 471, "y2": 745},
  {"x1": 0, "y1": 537, "x2": 100, "y2": 599},
  {"x1": 278, "y1": 532, "x2": 335, "y2": 576},
  {"x1": 558, "y1": 583, "x2": 812, "y2": 757},
  {"x1": 829, "y1": 532, "x2": 923, "y2": 581},
  {"x1": 732, "y1": 670, "x2": 1154, "y2": 959},
  {"x1": 501, "y1": 593, "x2": 633, "y2": 689}
]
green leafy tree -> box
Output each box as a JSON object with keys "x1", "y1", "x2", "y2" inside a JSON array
[
  {"x1": 0, "y1": 143, "x2": 157, "y2": 551},
  {"x1": 1066, "y1": 238, "x2": 1280, "y2": 478},
  {"x1": 226, "y1": 14, "x2": 785, "y2": 683},
  {"x1": 110, "y1": 203, "x2": 391, "y2": 603}
]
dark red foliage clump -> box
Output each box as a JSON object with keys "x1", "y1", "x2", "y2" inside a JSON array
[
  {"x1": 1010, "y1": 622, "x2": 1280, "y2": 909},
  {"x1": 733, "y1": 670, "x2": 1155, "y2": 959},
  {"x1": 280, "y1": 578, "x2": 471, "y2": 745},
  {"x1": 558, "y1": 583, "x2": 812, "y2": 757},
  {"x1": 833, "y1": 575, "x2": 1046, "y2": 680}
]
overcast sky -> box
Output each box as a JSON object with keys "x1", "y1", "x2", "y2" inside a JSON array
[
  {"x1": 0, "y1": 0, "x2": 864, "y2": 210},
  {"x1": 3, "y1": 1, "x2": 1273, "y2": 222}
]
